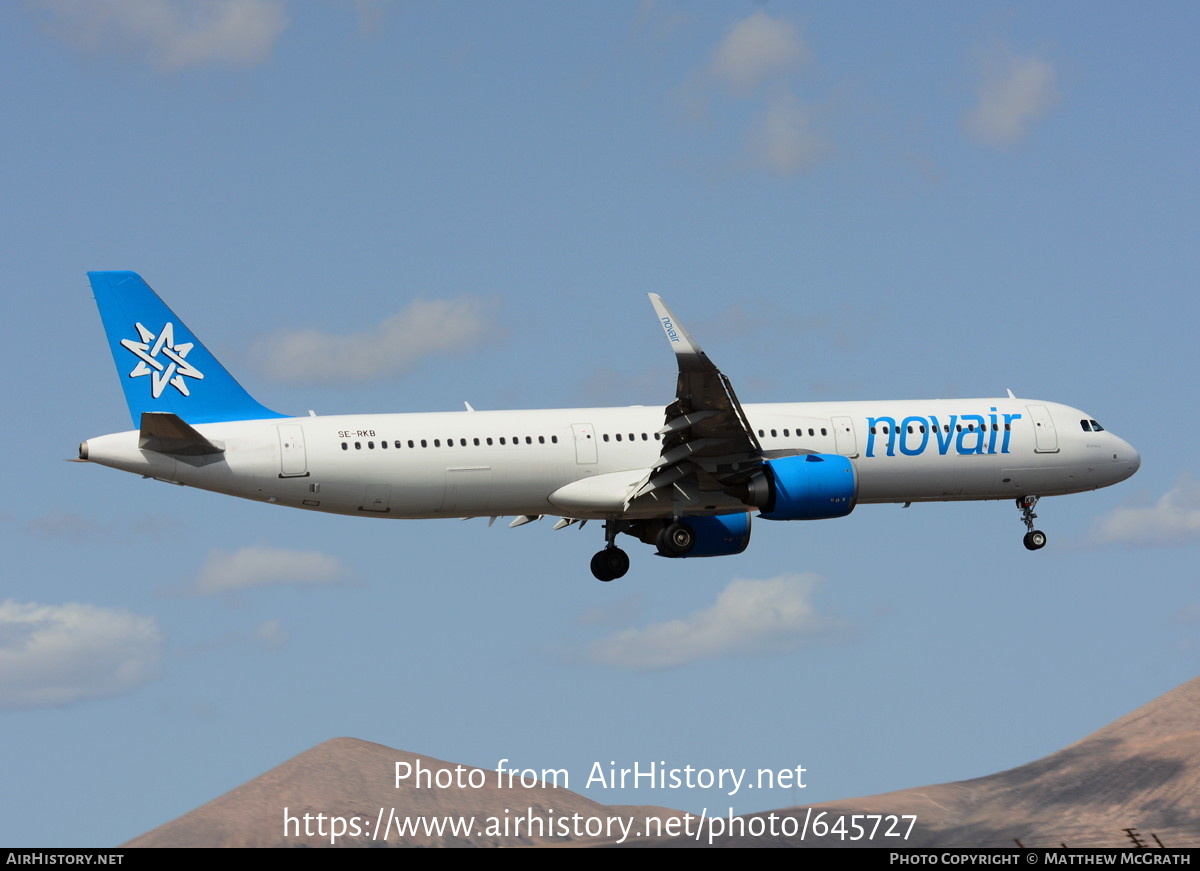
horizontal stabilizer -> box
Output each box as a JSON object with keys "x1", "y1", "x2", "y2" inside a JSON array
[{"x1": 139, "y1": 412, "x2": 224, "y2": 457}]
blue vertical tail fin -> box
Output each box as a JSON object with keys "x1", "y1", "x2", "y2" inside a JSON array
[{"x1": 89, "y1": 271, "x2": 287, "y2": 427}]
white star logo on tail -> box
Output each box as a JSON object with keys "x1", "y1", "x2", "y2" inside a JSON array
[{"x1": 120, "y1": 322, "x2": 204, "y2": 398}]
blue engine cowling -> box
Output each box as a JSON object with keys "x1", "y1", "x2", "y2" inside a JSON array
[
  {"x1": 656, "y1": 512, "x2": 752, "y2": 558},
  {"x1": 752, "y1": 454, "x2": 857, "y2": 520}
]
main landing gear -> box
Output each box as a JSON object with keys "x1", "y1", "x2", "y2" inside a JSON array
[
  {"x1": 1017, "y1": 495, "x2": 1047, "y2": 551},
  {"x1": 655, "y1": 521, "x2": 696, "y2": 558},
  {"x1": 590, "y1": 519, "x2": 630, "y2": 582}
]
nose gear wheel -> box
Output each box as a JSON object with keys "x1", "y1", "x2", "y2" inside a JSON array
[{"x1": 1017, "y1": 496, "x2": 1046, "y2": 550}]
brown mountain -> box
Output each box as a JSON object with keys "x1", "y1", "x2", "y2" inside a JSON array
[
  {"x1": 651, "y1": 675, "x2": 1199, "y2": 848},
  {"x1": 125, "y1": 676, "x2": 1200, "y2": 848},
  {"x1": 124, "y1": 740, "x2": 682, "y2": 847}
]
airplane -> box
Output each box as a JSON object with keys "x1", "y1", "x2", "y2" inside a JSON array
[{"x1": 78, "y1": 271, "x2": 1141, "y2": 581}]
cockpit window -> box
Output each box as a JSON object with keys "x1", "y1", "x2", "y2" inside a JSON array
[
  {"x1": 1080, "y1": 419, "x2": 1092, "y2": 432},
  {"x1": 1090, "y1": 419, "x2": 1105, "y2": 432}
]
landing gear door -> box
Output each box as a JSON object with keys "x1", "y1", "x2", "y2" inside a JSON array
[
  {"x1": 277, "y1": 425, "x2": 309, "y2": 477},
  {"x1": 1026, "y1": 405, "x2": 1059, "y2": 453},
  {"x1": 572, "y1": 423, "x2": 597, "y2": 465}
]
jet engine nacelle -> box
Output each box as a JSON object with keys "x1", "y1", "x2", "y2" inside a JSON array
[{"x1": 750, "y1": 454, "x2": 857, "y2": 521}]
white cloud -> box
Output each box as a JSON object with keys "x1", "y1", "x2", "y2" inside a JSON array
[
  {"x1": 1089, "y1": 477, "x2": 1200, "y2": 548},
  {"x1": 711, "y1": 11, "x2": 809, "y2": 93},
  {"x1": 963, "y1": 48, "x2": 1059, "y2": 147},
  {"x1": 256, "y1": 296, "x2": 493, "y2": 383},
  {"x1": 255, "y1": 618, "x2": 289, "y2": 650},
  {"x1": 24, "y1": 511, "x2": 181, "y2": 543},
  {"x1": 691, "y1": 11, "x2": 828, "y2": 176},
  {"x1": 577, "y1": 593, "x2": 645, "y2": 629},
  {"x1": 748, "y1": 94, "x2": 831, "y2": 176},
  {"x1": 24, "y1": 512, "x2": 107, "y2": 541},
  {"x1": 0, "y1": 601, "x2": 164, "y2": 710},
  {"x1": 31, "y1": 0, "x2": 288, "y2": 71},
  {"x1": 352, "y1": 0, "x2": 389, "y2": 35},
  {"x1": 589, "y1": 574, "x2": 837, "y2": 670},
  {"x1": 189, "y1": 545, "x2": 351, "y2": 594}
]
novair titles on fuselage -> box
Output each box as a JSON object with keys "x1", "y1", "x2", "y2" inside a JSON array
[{"x1": 864, "y1": 407, "x2": 1022, "y2": 458}]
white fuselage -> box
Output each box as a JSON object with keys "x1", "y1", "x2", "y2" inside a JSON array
[{"x1": 81, "y1": 397, "x2": 1140, "y2": 520}]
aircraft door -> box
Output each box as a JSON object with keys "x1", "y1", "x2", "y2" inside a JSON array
[
  {"x1": 277, "y1": 425, "x2": 309, "y2": 477},
  {"x1": 1026, "y1": 405, "x2": 1059, "y2": 453},
  {"x1": 832, "y1": 416, "x2": 858, "y2": 457},
  {"x1": 572, "y1": 423, "x2": 597, "y2": 464}
]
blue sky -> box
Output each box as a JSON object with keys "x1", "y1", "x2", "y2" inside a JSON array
[{"x1": 1, "y1": 1, "x2": 1197, "y2": 846}]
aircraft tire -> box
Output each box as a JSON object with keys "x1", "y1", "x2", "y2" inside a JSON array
[
  {"x1": 657, "y1": 521, "x2": 696, "y2": 558},
  {"x1": 1023, "y1": 530, "x2": 1047, "y2": 551},
  {"x1": 590, "y1": 547, "x2": 629, "y2": 581}
]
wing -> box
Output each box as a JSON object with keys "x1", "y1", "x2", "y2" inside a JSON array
[{"x1": 627, "y1": 295, "x2": 765, "y2": 512}]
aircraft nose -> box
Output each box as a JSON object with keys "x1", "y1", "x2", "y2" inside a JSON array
[{"x1": 1118, "y1": 438, "x2": 1140, "y2": 480}]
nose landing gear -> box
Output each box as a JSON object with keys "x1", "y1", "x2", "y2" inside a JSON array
[{"x1": 1017, "y1": 496, "x2": 1047, "y2": 550}]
